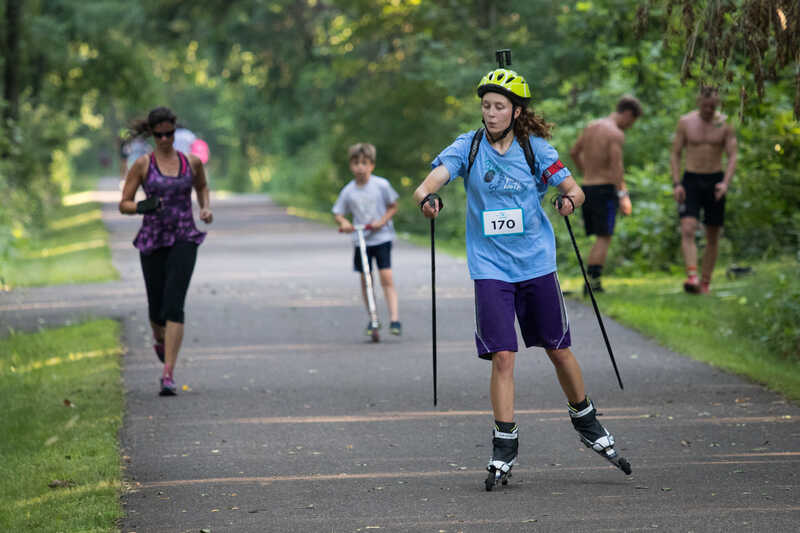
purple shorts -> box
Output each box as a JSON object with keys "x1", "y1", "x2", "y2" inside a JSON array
[{"x1": 474, "y1": 272, "x2": 571, "y2": 359}]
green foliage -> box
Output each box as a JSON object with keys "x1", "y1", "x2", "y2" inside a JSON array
[
  {"x1": 2, "y1": 0, "x2": 798, "y2": 276},
  {"x1": 729, "y1": 260, "x2": 800, "y2": 359},
  {"x1": 649, "y1": 0, "x2": 800, "y2": 119},
  {"x1": 0, "y1": 0, "x2": 154, "y2": 270},
  {"x1": 0, "y1": 320, "x2": 124, "y2": 532},
  {"x1": 727, "y1": 102, "x2": 800, "y2": 258},
  {"x1": 0, "y1": 105, "x2": 72, "y2": 274}
]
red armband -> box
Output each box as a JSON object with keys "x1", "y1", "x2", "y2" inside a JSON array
[{"x1": 542, "y1": 160, "x2": 565, "y2": 184}]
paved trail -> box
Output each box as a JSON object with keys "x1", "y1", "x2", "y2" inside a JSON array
[{"x1": 2, "y1": 178, "x2": 798, "y2": 532}]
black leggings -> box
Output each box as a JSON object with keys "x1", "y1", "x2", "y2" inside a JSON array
[{"x1": 140, "y1": 241, "x2": 198, "y2": 325}]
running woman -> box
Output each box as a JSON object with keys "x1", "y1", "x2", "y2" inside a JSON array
[
  {"x1": 119, "y1": 106, "x2": 213, "y2": 396},
  {"x1": 413, "y1": 59, "x2": 627, "y2": 487}
]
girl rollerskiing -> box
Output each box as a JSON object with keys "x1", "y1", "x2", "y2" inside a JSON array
[{"x1": 413, "y1": 51, "x2": 630, "y2": 490}]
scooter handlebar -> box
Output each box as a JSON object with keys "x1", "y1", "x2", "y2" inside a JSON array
[{"x1": 339, "y1": 224, "x2": 372, "y2": 233}]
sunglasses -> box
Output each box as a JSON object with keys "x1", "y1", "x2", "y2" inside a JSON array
[{"x1": 152, "y1": 129, "x2": 175, "y2": 139}]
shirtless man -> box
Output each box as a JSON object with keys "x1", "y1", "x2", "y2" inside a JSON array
[
  {"x1": 670, "y1": 87, "x2": 737, "y2": 294},
  {"x1": 570, "y1": 96, "x2": 642, "y2": 294}
]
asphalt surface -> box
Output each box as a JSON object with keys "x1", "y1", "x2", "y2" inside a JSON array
[{"x1": 2, "y1": 178, "x2": 798, "y2": 533}]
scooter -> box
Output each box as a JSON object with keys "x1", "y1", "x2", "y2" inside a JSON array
[{"x1": 347, "y1": 224, "x2": 380, "y2": 342}]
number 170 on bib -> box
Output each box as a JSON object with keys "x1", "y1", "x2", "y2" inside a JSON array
[{"x1": 483, "y1": 208, "x2": 524, "y2": 236}]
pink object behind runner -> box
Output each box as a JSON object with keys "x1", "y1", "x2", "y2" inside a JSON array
[{"x1": 190, "y1": 139, "x2": 209, "y2": 164}]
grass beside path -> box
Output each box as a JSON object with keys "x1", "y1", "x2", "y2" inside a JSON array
[
  {"x1": 0, "y1": 320, "x2": 124, "y2": 533},
  {"x1": 560, "y1": 260, "x2": 800, "y2": 402},
  {"x1": 1, "y1": 190, "x2": 117, "y2": 289}
]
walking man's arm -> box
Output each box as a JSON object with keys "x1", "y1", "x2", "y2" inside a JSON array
[
  {"x1": 569, "y1": 132, "x2": 586, "y2": 176},
  {"x1": 608, "y1": 133, "x2": 632, "y2": 215},
  {"x1": 670, "y1": 119, "x2": 687, "y2": 203},
  {"x1": 716, "y1": 125, "x2": 738, "y2": 200}
]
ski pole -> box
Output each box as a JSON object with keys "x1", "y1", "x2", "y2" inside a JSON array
[
  {"x1": 422, "y1": 193, "x2": 443, "y2": 406},
  {"x1": 430, "y1": 216, "x2": 438, "y2": 406},
  {"x1": 555, "y1": 195, "x2": 624, "y2": 390}
]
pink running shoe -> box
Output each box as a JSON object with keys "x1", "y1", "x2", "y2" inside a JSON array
[{"x1": 159, "y1": 376, "x2": 177, "y2": 396}]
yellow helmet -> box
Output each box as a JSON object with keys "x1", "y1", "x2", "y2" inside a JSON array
[{"x1": 477, "y1": 68, "x2": 531, "y2": 106}]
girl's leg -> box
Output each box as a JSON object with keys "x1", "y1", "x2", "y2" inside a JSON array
[
  {"x1": 151, "y1": 322, "x2": 165, "y2": 344},
  {"x1": 378, "y1": 268, "x2": 399, "y2": 322},
  {"x1": 549, "y1": 347, "x2": 627, "y2": 471},
  {"x1": 141, "y1": 250, "x2": 168, "y2": 360},
  {"x1": 163, "y1": 321, "x2": 184, "y2": 372},
  {"x1": 151, "y1": 321, "x2": 166, "y2": 362},
  {"x1": 490, "y1": 350, "x2": 516, "y2": 422},
  {"x1": 162, "y1": 242, "x2": 198, "y2": 376},
  {"x1": 545, "y1": 347, "x2": 586, "y2": 405}
]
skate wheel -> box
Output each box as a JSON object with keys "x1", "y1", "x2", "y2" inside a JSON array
[
  {"x1": 501, "y1": 476, "x2": 509, "y2": 486},
  {"x1": 618, "y1": 457, "x2": 632, "y2": 475},
  {"x1": 484, "y1": 475, "x2": 495, "y2": 491},
  {"x1": 371, "y1": 330, "x2": 380, "y2": 342}
]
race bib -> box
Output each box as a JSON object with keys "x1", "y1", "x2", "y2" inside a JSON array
[{"x1": 482, "y1": 208, "x2": 523, "y2": 236}]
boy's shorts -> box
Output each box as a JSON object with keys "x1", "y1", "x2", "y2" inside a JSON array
[
  {"x1": 474, "y1": 272, "x2": 571, "y2": 360},
  {"x1": 678, "y1": 171, "x2": 726, "y2": 226},
  {"x1": 582, "y1": 184, "x2": 618, "y2": 236},
  {"x1": 353, "y1": 241, "x2": 392, "y2": 272}
]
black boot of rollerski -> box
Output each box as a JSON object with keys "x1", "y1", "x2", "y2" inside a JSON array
[
  {"x1": 569, "y1": 398, "x2": 631, "y2": 475},
  {"x1": 485, "y1": 423, "x2": 518, "y2": 491}
]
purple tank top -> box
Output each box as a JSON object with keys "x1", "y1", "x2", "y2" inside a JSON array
[{"x1": 133, "y1": 152, "x2": 206, "y2": 255}]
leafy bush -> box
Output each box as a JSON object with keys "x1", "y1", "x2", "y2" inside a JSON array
[
  {"x1": 730, "y1": 261, "x2": 800, "y2": 360},
  {"x1": 0, "y1": 106, "x2": 76, "y2": 284}
]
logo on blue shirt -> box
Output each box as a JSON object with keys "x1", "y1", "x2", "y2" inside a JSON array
[{"x1": 485, "y1": 162, "x2": 527, "y2": 196}]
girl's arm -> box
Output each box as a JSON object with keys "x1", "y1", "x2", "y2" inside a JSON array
[
  {"x1": 555, "y1": 176, "x2": 585, "y2": 216},
  {"x1": 413, "y1": 165, "x2": 450, "y2": 219},
  {"x1": 118, "y1": 156, "x2": 147, "y2": 214},
  {"x1": 190, "y1": 155, "x2": 213, "y2": 223}
]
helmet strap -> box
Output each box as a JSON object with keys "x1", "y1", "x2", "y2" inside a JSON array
[{"x1": 482, "y1": 104, "x2": 517, "y2": 144}]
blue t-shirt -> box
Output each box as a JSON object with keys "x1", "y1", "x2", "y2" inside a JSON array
[{"x1": 431, "y1": 130, "x2": 571, "y2": 282}]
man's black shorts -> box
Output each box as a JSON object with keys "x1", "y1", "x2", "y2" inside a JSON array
[
  {"x1": 679, "y1": 171, "x2": 725, "y2": 226},
  {"x1": 353, "y1": 240, "x2": 392, "y2": 272},
  {"x1": 582, "y1": 184, "x2": 618, "y2": 236}
]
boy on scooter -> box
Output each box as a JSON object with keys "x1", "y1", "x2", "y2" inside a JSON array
[{"x1": 333, "y1": 143, "x2": 402, "y2": 337}]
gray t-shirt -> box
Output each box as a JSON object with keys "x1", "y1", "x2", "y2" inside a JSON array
[{"x1": 332, "y1": 176, "x2": 399, "y2": 246}]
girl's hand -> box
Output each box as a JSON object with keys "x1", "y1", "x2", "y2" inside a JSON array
[
  {"x1": 557, "y1": 195, "x2": 575, "y2": 216},
  {"x1": 199, "y1": 208, "x2": 213, "y2": 224},
  {"x1": 419, "y1": 193, "x2": 443, "y2": 219},
  {"x1": 338, "y1": 221, "x2": 354, "y2": 233}
]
